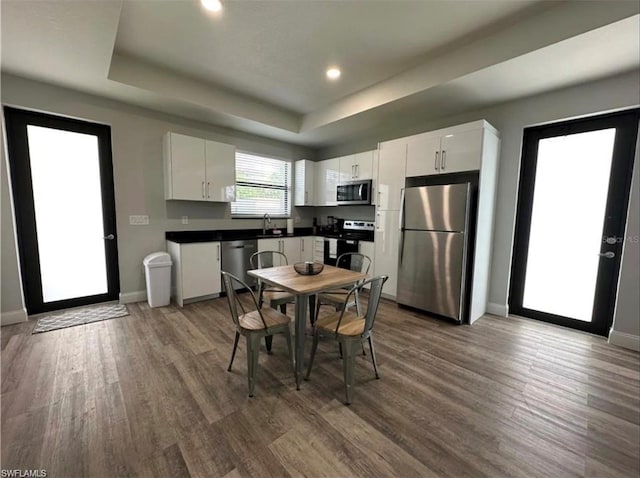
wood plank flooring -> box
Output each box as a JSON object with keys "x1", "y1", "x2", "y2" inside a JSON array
[{"x1": 1, "y1": 294, "x2": 639, "y2": 478}]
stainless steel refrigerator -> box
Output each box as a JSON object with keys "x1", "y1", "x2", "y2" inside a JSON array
[{"x1": 397, "y1": 183, "x2": 471, "y2": 322}]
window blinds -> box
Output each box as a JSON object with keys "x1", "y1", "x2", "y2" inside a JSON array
[{"x1": 231, "y1": 151, "x2": 291, "y2": 217}]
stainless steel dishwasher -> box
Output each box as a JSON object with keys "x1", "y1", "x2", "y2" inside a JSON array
[{"x1": 221, "y1": 239, "x2": 257, "y2": 290}]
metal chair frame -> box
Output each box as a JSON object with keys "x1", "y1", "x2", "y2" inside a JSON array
[
  {"x1": 222, "y1": 271, "x2": 294, "y2": 397},
  {"x1": 250, "y1": 250, "x2": 296, "y2": 353},
  {"x1": 305, "y1": 275, "x2": 389, "y2": 404},
  {"x1": 314, "y1": 252, "x2": 372, "y2": 321}
]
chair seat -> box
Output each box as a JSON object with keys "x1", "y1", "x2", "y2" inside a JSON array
[
  {"x1": 240, "y1": 307, "x2": 291, "y2": 331},
  {"x1": 315, "y1": 310, "x2": 365, "y2": 337},
  {"x1": 318, "y1": 289, "x2": 350, "y2": 305},
  {"x1": 263, "y1": 288, "x2": 295, "y2": 305}
]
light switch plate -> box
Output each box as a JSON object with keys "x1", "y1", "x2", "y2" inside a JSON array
[{"x1": 129, "y1": 215, "x2": 149, "y2": 225}]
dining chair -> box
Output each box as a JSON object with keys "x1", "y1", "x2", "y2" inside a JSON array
[
  {"x1": 221, "y1": 271, "x2": 294, "y2": 397},
  {"x1": 314, "y1": 252, "x2": 371, "y2": 322},
  {"x1": 305, "y1": 275, "x2": 388, "y2": 405},
  {"x1": 250, "y1": 250, "x2": 296, "y2": 353}
]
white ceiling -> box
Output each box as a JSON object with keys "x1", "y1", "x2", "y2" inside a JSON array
[{"x1": 2, "y1": 0, "x2": 639, "y2": 147}]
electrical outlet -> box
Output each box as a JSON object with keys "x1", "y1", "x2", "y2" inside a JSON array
[
  {"x1": 181, "y1": 216, "x2": 189, "y2": 225},
  {"x1": 129, "y1": 215, "x2": 149, "y2": 225}
]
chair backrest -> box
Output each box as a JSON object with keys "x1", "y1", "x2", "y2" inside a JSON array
[
  {"x1": 221, "y1": 271, "x2": 267, "y2": 330},
  {"x1": 250, "y1": 250, "x2": 289, "y2": 269},
  {"x1": 336, "y1": 275, "x2": 388, "y2": 337},
  {"x1": 336, "y1": 252, "x2": 371, "y2": 284}
]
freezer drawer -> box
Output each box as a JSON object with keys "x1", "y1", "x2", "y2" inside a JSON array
[{"x1": 397, "y1": 230, "x2": 466, "y2": 321}]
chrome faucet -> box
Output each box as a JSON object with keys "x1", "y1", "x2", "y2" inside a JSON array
[{"x1": 262, "y1": 213, "x2": 271, "y2": 234}]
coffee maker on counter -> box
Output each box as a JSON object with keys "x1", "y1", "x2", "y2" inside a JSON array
[{"x1": 325, "y1": 216, "x2": 344, "y2": 234}]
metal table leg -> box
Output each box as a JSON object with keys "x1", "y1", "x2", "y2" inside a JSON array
[{"x1": 294, "y1": 293, "x2": 309, "y2": 390}]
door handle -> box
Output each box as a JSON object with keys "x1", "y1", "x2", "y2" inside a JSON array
[
  {"x1": 435, "y1": 151, "x2": 439, "y2": 170},
  {"x1": 202, "y1": 181, "x2": 205, "y2": 198},
  {"x1": 103, "y1": 234, "x2": 115, "y2": 240},
  {"x1": 598, "y1": 251, "x2": 615, "y2": 259},
  {"x1": 441, "y1": 150, "x2": 446, "y2": 170}
]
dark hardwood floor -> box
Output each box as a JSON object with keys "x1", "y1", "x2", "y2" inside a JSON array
[{"x1": 2, "y1": 294, "x2": 639, "y2": 478}]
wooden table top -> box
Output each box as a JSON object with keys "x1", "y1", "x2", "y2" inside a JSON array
[{"x1": 247, "y1": 264, "x2": 366, "y2": 295}]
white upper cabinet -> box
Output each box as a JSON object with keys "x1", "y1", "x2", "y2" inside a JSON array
[
  {"x1": 163, "y1": 132, "x2": 236, "y2": 202},
  {"x1": 377, "y1": 139, "x2": 406, "y2": 211},
  {"x1": 406, "y1": 127, "x2": 483, "y2": 177},
  {"x1": 353, "y1": 150, "x2": 375, "y2": 180},
  {"x1": 338, "y1": 155, "x2": 356, "y2": 183},
  {"x1": 164, "y1": 132, "x2": 205, "y2": 201},
  {"x1": 205, "y1": 140, "x2": 236, "y2": 202},
  {"x1": 315, "y1": 157, "x2": 340, "y2": 206},
  {"x1": 294, "y1": 159, "x2": 316, "y2": 206},
  {"x1": 338, "y1": 151, "x2": 375, "y2": 182}
]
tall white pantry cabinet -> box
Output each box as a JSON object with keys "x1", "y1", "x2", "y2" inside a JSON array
[{"x1": 373, "y1": 120, "x2": 500, "y2": 323}]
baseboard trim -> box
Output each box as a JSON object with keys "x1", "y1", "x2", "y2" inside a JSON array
[
  {"x1": 119, "y1": 290, "x2": 147, "y2": 304},
  {"x1": 1, "y1": 308, "x2": 28, "y2": 326},
  {"x1": 487, "y1": 302, "x2": 508, "y2": 317},
  {"x1": 608, "y1": 329, "x2": 640, "y2": 352}
]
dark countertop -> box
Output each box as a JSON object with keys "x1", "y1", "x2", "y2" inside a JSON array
[
  {"x1": 165, "y1": 228, "x2": 374, "y2": 243},
  {"x1": 166, "y1": 228, "x2": 314, "y2": 244}
]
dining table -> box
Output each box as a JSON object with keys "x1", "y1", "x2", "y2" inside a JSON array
[{"x1": 247, "y1": 264, "x2": 366, "y2": 389}]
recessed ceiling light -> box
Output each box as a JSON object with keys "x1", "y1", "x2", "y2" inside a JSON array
[
  {"x1": 326, "y1": 68, "x2": 341, "y2": 80},
  {"x1": 201, "y1": 0, "x2": 222, "y2": 13}
]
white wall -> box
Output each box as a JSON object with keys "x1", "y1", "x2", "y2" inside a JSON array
[
  {"x1": 320, "y1": 70, "x2": 640, "y2": 344},
  {"x1": 1, "y1": 74, "x2": 316, "y2": 316},
  {"x1": 1, "y1": 113, "x2": 27, "y2": 324},
  {"x1": 610, "y1": 135, "x2": 640, "y2": 351}
]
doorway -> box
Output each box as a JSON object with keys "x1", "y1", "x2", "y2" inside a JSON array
[
  {"x1": 510, "y1": 109, "x2": 639, "y2": 336},
  {"x1": 4, "y1": 107, "x2": 120, "y2": 315}
]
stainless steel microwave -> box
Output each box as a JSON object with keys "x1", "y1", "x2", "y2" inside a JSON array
[{"x1": 336, "y1": 179, "x2": 372, "y2": 205}]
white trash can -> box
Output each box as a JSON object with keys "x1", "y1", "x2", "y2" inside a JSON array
[{"x1": 143, "y1": 252, "x2": 173, "y2": 307}]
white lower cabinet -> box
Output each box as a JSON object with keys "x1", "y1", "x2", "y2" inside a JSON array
[
  {"x1": 300, "y1": 237, "x2": 314, "y2": 262},
  {"x1": 373, "y1": 210, "x2": 401, "y2": 298},
  {"x1": 257, "y1": 237, "x2": 311, "y2": 265},
  {"x1": 166, "y1": 241, "x2": 221, "y2": 307},
  {"x1": 313, "y1": 237, "x2": 325, "y2": 263}
]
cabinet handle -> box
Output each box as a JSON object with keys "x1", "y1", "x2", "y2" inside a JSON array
[
  {"x1": 351, "y1": 164, "x2": 355, "y2": 179},
  {"x1": 217, "y1": 244, "x2": 220, "y2": 261},
  {"x1": 305, "y1": 191, "x2": 308, "y2": 203},
  {"x1": 207, "y1": 182, "x2": 211, "y2": 199},
  {"x1": 301, "y1": 238, "x2": 304, "y2": 251},
  {"x1": 202, "y1": 181, "x2": 206, "y2": 198},
  {"x1": 441, "y1": 150, "x2": 446, "y2": 170},
  {"x1": 434, "y1": 151, "x2": 439, "y2": 171},
  {"x1": 356, "y1": 164, "x2": 359, "y2": 177}
]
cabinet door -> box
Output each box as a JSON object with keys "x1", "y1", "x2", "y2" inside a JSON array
[
  {"x1": 166, "y1": 133, "x2": 206, "y2": 201},
  {"x1": 205, "y1": 140, "x2": 236, "y2": 202},
  {"x1": 374, "y1": 210, "x2": 400, "y2": 298},
  {"x1": 181, "y1": 242, "x2": 221, "y2": 299},
  {"x1": 440, "y1": 128, "x2": 483, "y2": 174},
  {"x1": 294, "y1": 160, "x2": 315, "y2": 206},
  {"x1": 353, "y1": 150, "x2": 374, "y2": 179},
  {"x1": 377, "y1": 139, "x2": 406, "y2": 211},
  {"x1": 313, "y1": 237, "x2": 325, "y2": 263},
  {"x1": 406, "y1": 132, "x2": 441, "y2": 177},
  {"x1": 282, "y1": 237, "x2": 301, "y2": 264},
  {"x1": 316, "y1": 158, "x2": 340, "y2": 206},
  {"x1": 299, "y1": 237, "x2": 314, "y2": 262},
  {"x1": 257, "y1": 238, "x2": 287, "y2": 266},
  {"x1": 338, "y1": 155, "x2": 356, "y2": 183}
]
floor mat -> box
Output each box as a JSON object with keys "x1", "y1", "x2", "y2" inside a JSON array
[{"x1": 32, "y1": 304, "x2": 129, "y2": 334}]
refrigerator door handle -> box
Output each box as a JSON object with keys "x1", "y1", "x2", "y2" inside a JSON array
[{"x1": 399, "y1": 187, "x2": 405, "y2": 230}]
